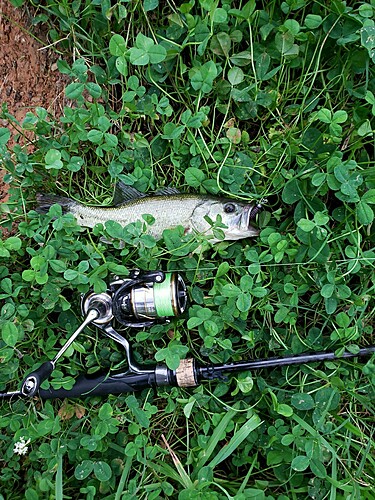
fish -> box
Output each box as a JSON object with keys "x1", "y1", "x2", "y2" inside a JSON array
[{"x1": 36, "y1": 183, "x2": 260, "y2": 242}]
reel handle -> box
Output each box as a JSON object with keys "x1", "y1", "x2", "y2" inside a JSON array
[
  {"x1": 20, "y1": 361, "x2": 55, "y2": 397},
  {"x1": 18, "y1": 308, "x2": 100, "y2": 397}
]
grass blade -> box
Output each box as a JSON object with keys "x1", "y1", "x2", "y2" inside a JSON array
[
  {"x1": 115, "y1": 455, "x2": 133, "y2": 500},
  {"x1": 161, "y1": 434, "x2": 193, "y2": 489},
  {"x1": 195, "y1": 408, "x2": 236, "y2": 470},
  {"x1": 55, "y1": 454, "x2": 63, "y2": 500},
  {"x1": 208, "y1": 414, "x2": 262, "y2": 469}
]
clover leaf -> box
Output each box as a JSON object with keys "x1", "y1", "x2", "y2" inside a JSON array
[{"x1": 129, "y1": 33, "x2": 167, "y2": 66}]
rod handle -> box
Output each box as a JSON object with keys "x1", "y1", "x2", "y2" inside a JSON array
[{"x1": 39, "y1": 371, "x2": 157, "y2": 399}]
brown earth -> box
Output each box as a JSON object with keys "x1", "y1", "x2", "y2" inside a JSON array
[{"x1": 0, "y1": 0, "x2": 68, "y2": 205}]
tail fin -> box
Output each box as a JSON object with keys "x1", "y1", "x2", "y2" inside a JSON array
[{"x1": 36, "y1": 193, "x2": 74, "y2": 214}]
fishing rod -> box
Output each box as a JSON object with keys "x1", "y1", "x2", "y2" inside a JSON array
[{"x1": 0, "y1": 270, "x2": 374, "y2": 400}]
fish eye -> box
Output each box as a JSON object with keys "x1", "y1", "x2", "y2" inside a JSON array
[{"x1": 224, "y1": 202, "x2": 236, "y2": 214}]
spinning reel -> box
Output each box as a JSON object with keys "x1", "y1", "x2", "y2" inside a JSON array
[
  {"x1": 1, "y1": 269, "x2": 374, "y2": 400},
  {"x1": 1, "y1": 270, "x2": 188, "y2": 399},
  {"x1": 82, "y1": 270, "x2": 187, "y2": 329}
]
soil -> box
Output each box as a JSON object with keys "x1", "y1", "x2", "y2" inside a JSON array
[{"x1": 0, "y1": 0, "x2": 68, "y2": 205}]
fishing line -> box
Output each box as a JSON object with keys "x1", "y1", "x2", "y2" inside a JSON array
[
  {"x1": 153, "y1": 273, "x2": 176, "y2": 317},
  {"x1": 164, "y1": 257, "x2": 375, "y2": 275}
]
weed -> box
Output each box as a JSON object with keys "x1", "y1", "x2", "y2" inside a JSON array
[{"x1": 1, "y1": 0, "x2": 374, "y2": 498}]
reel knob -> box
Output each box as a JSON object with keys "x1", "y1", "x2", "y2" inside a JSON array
[{"x1": 81, "y1": 292, "x2": 113, "y2": 325}]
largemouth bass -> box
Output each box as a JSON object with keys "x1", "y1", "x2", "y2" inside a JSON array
[{"x1": 37, "y1": 184, "x2": 260, "y2": 242}]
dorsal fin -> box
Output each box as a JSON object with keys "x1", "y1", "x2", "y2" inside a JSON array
[
  {"x1": 113, "y1": 181, "x2": 147, "y2": 205},
  {"x1": 155, "y1": 187, "x2": 181, "y2": 196}
]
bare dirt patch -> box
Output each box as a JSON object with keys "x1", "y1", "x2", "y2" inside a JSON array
[{"x1": 0, "y1": 0, "x2": 68, "y2": 204}]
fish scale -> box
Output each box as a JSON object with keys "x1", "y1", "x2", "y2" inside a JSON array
[{"x1": 71, "y1": 195, "x2": 204, "y2": 237}]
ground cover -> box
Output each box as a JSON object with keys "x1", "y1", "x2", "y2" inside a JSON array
[
  {"x1": 0, "y1": 0, "x2": 67, "y2": 206},
  {"x1": 0, "y1": 0, "x2": 374, "y2": 498}
]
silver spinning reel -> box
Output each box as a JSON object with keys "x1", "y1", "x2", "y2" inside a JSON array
[{"x1": 2, "y1": 270, "x2": 187, "y2": 399}]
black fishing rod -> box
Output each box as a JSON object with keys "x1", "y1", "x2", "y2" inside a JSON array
[{"x1": 1, "y1": 270, "x2": 374, "y2": 400}]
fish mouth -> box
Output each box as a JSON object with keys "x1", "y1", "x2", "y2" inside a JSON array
[{"x1": 244, "y1": 203, "x2": 262, "y2": 235}]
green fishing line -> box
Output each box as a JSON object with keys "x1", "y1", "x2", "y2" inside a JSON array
[{"x1": 154, "y1": 273, "x2": 175, "y2": 317}]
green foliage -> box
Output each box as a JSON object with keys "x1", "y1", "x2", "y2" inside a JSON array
[{"x1": 0, "y1": 0, "x2": 374, "y2": 498}]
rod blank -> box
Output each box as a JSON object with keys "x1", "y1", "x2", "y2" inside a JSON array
[{"x1": 198, "y1": 347, "x2": 375, "y2": 380}]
